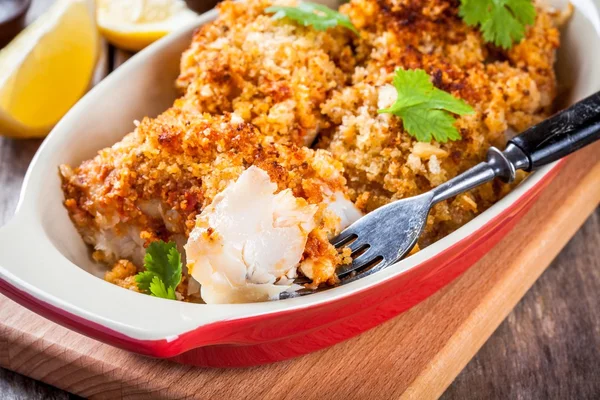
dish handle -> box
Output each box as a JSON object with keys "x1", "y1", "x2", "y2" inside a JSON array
[{"x1": 0, "y1": 213, "x2": 43, "y2": 276}]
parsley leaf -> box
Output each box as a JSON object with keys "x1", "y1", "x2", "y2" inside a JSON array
[
  {"x1": 135, "y1": 270, "x2": 157, "y2": 293},
  {"x1": 135, "y1": 241, "x2": 182, "y2": 300},
  {"x1": 399, "y1": 106, "x2": 463, "y2": 143},
  {"x1": 459, "y1": 0, "x2": 536, "y2": 49},
  {"x1": 149, "y1": 275, "x2": 177, "y2": 300},
  {"x1": 265, "y1": 2, "x2": 358, "y2": 34},
  {"x1": 378, "y1": 68, "x2": 473, "y2": 143}
]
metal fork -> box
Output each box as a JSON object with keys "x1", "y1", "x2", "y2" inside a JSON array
[{"x1": 281, "y1": 91, "x2": 600, "y2": 299}]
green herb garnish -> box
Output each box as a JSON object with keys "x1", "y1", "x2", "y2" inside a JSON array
[
  {"x1": 378, "y1": 68, "x2": 474, "y2": 143},
  {"x1": 265, "y1": 2, "x2": 358, "y2": 34},
  {"x1": 135, "y1": 241, "x2": 182, "y2": 300},
  {"x1": 459, "y1": 0, "x2": 536, "y2": 49}
]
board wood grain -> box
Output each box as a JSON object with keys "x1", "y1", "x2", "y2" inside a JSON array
[
  {"x1": 442, "y1": 209, "x2": 600, "y2": 399},
  {"x1": 0, "y1": 141, "x2": 598, "y2": 399}
]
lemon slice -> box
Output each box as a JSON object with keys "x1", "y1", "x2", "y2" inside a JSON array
[
  {"x1": 0, "y1": 0, "x2": 98, "y2": 139},
  {"x1": 97, "y1": 0, "x2": 197, "y2": 52}
]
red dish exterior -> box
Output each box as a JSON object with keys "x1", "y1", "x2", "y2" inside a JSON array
[{"x1": 0, "y1": 163, "x2": 561, "y2": 367}]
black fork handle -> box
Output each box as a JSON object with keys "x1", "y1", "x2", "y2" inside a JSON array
[{"x1": 508, "y1": 91, "x2": 600, "y2": 171}]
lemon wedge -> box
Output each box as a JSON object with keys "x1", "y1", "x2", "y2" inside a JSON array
[
  {"x1": 0, "y1": 0, "x2": 98, "y2": 139},
  {"x1": 97, "y1": 0, "x2": 197, "y2": 52}
]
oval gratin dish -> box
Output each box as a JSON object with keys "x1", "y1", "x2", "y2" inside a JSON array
[{"x1": 0, "y1": 0, "x2": 599, "y2": 367}]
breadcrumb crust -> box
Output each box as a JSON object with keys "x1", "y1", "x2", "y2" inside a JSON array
[
  {"x1": 61, "y1": 0, "x2": 562, "y2": 298},
  {"x1": 319, "y1": 0, "x2": 560, "y2": 246}
]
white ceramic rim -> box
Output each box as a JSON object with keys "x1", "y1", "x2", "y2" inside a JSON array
[{"x1": 0, "y1": 0, "x2": 599, "y2": 341}]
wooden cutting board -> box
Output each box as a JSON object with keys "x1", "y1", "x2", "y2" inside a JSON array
[{"x1": 0, "y1": 143, "x2": 598, "y2": 400}]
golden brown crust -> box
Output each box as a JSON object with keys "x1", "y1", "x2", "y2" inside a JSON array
[
  {"x1": 61, "y1": 108, "x2": 347, "y2": 231},
  {"x1": 62, "y1": 0, "x2": 563, "y2": 296},
  {"x1": 177, "y1": 0, "x2": 356, "y2": 146},
  {"x1": 61, "y1": 0, "x2": 358, "y2": 291},
  {"x1": 104, "y1": 260, "x2": 139, "y2": 292},
  {"x1": 319, "y1": 0, "x2": 560, "y2": 245},
  {"x1": 61, "y1": 103, "x2": 347, "y2": 283},
  {"x1": 302, "y1": 229, "x2": 343, "y2": 286}
]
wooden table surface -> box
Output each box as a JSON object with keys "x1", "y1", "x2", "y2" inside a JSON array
[{"x1": 1, "y1": 1, "x2": 600, "y2": 399}]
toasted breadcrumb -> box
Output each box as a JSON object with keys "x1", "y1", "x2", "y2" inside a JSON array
[
  {"x1": 61, "y1": 104, "x2": 348, "y2": 285},
  {"x1": 319, "y1": 0, "x2": 561, "y2": 246},
  {"x1": 61, "y1": 0, "x2": 564, "y2": 299},
  {"x1": 177, "y1": 0, "x2": 355, "y2": 146},
  {"x1": 61, "y1": 0, "x2": 357, "y2": 290},
  {"x1": 105, "y1": 260, "x2": 139, "y2": 292}
]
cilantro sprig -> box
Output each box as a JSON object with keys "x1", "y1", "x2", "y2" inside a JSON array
[
  {"x1": 135, "y1": 241, "x2": 182, "y2": 300},
  {"x1": 459, "y1": 0, "x2": 536, "y2": 49},
  {"x1": 265, "y1": 2, "x2": 358, "y2": 34},
  {"x1": 378, "y1": 68, "x2": 474, "y2": 143}
]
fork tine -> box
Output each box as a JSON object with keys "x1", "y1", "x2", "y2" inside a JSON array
[
  {"x1": 337, "y1": 252, "x2": 381, "y2": 277},
  {"x1": 279, "y1": 289, "x2": 311, "y2": 299},
  {"x1": 331, "y1": 231, "x2": 357, "y2": 248},
  {"x1": 292, "y1": 276, "x2": 311, "y2": 285},
  {"x1": 282, "y1": 255, "x2": 385, "y2": 299},
  {"x1": 340, "y1": 257, "x2": 393, "y2": 283},
  {"x1": 348, "y1": 241, "x2": 369, "y2": 255},
  {"x1": 279, "y1": 285, "x2": 329, "y2": 299},
  {"x1": 281, "y1": 192, "x2": 432, "y2": 300}
]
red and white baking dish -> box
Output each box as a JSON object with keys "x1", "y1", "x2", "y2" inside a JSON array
[{"x1": 0, "y1": 0, "x2": 599, "y2": 367}]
